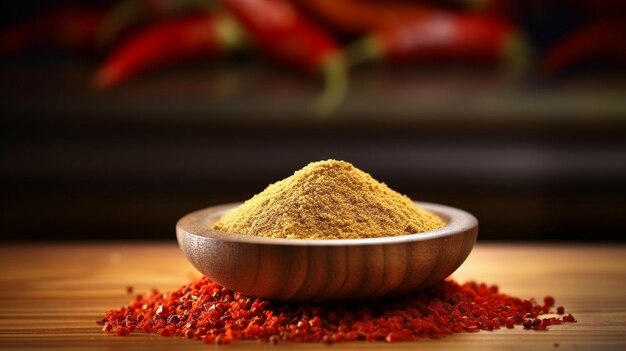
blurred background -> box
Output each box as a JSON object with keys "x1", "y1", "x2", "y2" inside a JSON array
[{"x1": 1, "y1": 0, "x2": 625, "y2": 242}]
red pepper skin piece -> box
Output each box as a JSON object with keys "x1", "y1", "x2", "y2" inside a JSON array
[
  {"x1": 94, "y1": 13, "x2": 244, "y2": 89},
  {"x1": 349, "y1": 13, "x2": 531, "y2": 77},
  {"x1": 220, "y1": 0, "x2": 348, "y2": 115},
  {"x1": 0, "y1": 7, "x2": 106, "y2": 56},
  {"x1": 542, "y1": 20, "x2": 626, "y2": 76},
  {"x1": 294, "y1": 0, "x2": 433, "y2": 37}
]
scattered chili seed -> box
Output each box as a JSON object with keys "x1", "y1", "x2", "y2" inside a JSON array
[
  {"x1": 99, "y1": 277, "x2": 576, "y2": 343},
  {"x1": 557, "y1": 306, "x2": 565, "y2": 315},
  {"x1": 126, "y1": 285, "x2": 134, "y2": 295},
  {"x1": 269, "y1": 335, "x2": 280, "y2": 345}
]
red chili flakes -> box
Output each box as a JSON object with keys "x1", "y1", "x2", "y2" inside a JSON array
[
  {"x1": 557, "y1": 306, "x2": 565, "y2": 315},
  {"x1": 562, "y1": 314, "x2": 577, "y2": 323},
  {"x1": 98, "y1": 277, "x2": 576, "y2": 344},
  {"x1": 126, "y1": 285, "x2": 134, "y2": 295},
  {"x1": 115, "y1": 326, "x2": 130, "y2": 336}
]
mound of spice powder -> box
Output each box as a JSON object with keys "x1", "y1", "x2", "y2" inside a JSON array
[
  {"x1": 212, "y1": 160, "x2": 445, "y2": 239},
  {"x1": 98, "y1": 277, "x2": 576, "y2": 344}
]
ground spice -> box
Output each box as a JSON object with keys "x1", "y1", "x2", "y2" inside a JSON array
[
  {"x1": 212, "y1": 160, "x2": 445, "y2": 239},
  {"x1": 98, "y1": 277, "x2": 576, "y2": 344}
]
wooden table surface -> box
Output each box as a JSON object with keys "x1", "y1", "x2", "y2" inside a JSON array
[{"x1": 1, "y1": 243, "x2": 625, "y2": 350}]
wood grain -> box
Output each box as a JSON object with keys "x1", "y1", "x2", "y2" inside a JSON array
[
  {"x1": 176, "y1": 202, "x2": 477, "y2": 301},
  {"x1": 0, "y1": 243, "x2": 625, "y2": 350}
]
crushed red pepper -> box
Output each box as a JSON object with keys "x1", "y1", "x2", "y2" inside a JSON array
[{"x1": 98, "y1": 277, "x2": 576, "y2": 344}]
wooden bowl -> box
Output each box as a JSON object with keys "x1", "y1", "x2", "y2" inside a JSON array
[{"x1": 176, "y1": 202, "x2": 477, "y2": 302}]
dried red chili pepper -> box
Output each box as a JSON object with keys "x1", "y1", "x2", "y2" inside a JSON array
[
  {"x1": 294, "y1": 0, "x2": 433, "y2": 37},
  {"x1": 541, "y1": 20, "x2": 626, "y2": 76},
  {"x1": 97, "y1": 0, "x2": 216, "y2": 48},
  {"x1": 93, "y1": 13, "x2": 244, "y2": 89},
  {"x1": 348, "y1": 12, "x2": 531, "y2": 77},
  {"x1": 99, "y1": 277, "x2": 576, "y2": 344},
  {"x1": 0, "y1": 7, "x2": 106, "y2": 56},
  {"x1": 220, "y1": 0, "x2": 348, "y2": 116}
]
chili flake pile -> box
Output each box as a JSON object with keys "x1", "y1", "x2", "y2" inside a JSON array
[{"x1": 98, "y1": 277, "x2": 576, "y2": 344}]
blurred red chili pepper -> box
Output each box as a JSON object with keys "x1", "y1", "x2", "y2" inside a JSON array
[
  {"x1": 571, "y1": 0, "x2": 626, "y2": 16},
  {"x1": 542, "y1": 20, "x2": 626, "y2": 75},
  {"x1": 295, "y1": 0, "x2": 433, "y2": 37},
  {"x1": 349, "y1": 13, "x2": 531, "y2": 77},
  {"x1": 459, "y1": 0, "x2": 518, "y2": 19},
  {"x1": 221, "y1": 0, "x2": 348, "y2": 116},
  {"x1": 93, "y1": 13, "x2": 244, "y2": 89},
  {"x1": 0, "y1": 7, "x2": 106, "y2": 56},
  {"x1": 97, "y1": 0, "x2": 215, "y2": 49}
]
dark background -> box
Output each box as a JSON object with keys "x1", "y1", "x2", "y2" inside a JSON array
[{"x1": 2, "y1": 1, "x2": 625, "y2": 241}]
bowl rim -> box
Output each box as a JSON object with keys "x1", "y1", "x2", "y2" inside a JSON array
[{"x1": 176, "y1": 201, "x2": 478, "y2": 246}]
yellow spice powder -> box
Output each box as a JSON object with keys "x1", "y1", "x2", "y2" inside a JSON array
[{"x1": 212, "y1": 160, "x2": 445, "y2": 239}]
